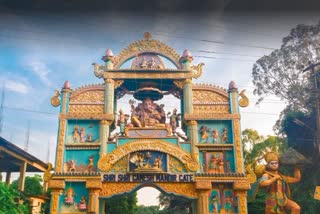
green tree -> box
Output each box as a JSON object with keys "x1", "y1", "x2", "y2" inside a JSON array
[
  {"x1": 105, "y1": 192, "x2": 137, "y2": 214},
  {"x1": 252, "y1": 21, "x2": 320, "y2": 111},
  {"x1": 11, "y1": 174, "x2": 43, "y2": 196},
  {"x1": 136, "y1": 205, "x2": 160, "y2": 214},
  {"x1": 0, "y1": 182, "x2": 29, "y2": 214},
  {"x1": 158, "y1": 193, "x2": 193, "y2": 214}
]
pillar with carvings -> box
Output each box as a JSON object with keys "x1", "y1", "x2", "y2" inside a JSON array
[
  {"x1": 99, "y1": 120, "x2": 111, "y2": 154},
  {"x1": 104, "y1": 78, "x2": 115, "y2": 114},
  {"x1": 55, "y1": 81, "x2": 71, "y2": 173},
  {"x1": 233, "y1": 181, "x2": 250, "y2": 214},
  {"x1": 195, "y1": 180, "x2": 211, "y2": 214},
  {"x1": 48, "y1": 180, "x2": 65, "y2": 214},
  {"x1": 86, "y1": 179, "x2": 102, "y2": 213},
  {"x1": 228, "y1": 81, "x2": 244, "y2": 173}
]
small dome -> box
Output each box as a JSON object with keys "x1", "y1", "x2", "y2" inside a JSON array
[
  {"x1": 182, "y1": 49, "x2": 192, "y2": 58},
  {"x1": 228, "y1": 81, "x2": 237, "y2": 90},
  {"x1": 63, "y1": 80, "x2": 70, "y2": 89},
  {"x1": 104, "y1": 48, "x2": 114, "y2": 57}
]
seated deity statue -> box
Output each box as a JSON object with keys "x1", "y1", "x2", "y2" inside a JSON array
[{"x1": 129, "y1": 97, "x2": 166, "y2": 127}]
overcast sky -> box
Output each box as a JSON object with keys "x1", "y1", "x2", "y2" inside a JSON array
[{"x1": 0, "y1": 1, "x2": 319, "y2": 206}]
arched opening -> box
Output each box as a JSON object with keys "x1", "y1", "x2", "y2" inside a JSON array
[{"x1": 100, "y1": 184, "x2": 196, "y2": 214}]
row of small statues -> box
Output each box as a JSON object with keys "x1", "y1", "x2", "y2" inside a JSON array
[
  {"x1": 72, "y1": 125, "x2": 93, "y2": 143},
  {"x1": 199, "y1": 126, "x2": 229, "y2": 144},
  {"x1": 64, "y1": 155, "x2": 95, "y2": 173}
]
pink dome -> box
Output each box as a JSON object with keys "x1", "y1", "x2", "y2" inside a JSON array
[
  {"x1": 63, "y1": 80, "x2": 70, "y2": 89},
  {"x1": 104, "y1": 48, "x2": 114, "y2": 57},
  {"x1": 228, "y1": 81, "x2": 237, "y2": 90},
  {"x1": 182, "y1": 49, "x2": 192, "y2": 57}
]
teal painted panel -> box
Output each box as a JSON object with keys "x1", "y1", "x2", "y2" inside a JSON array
[
  {"x1": 107, "y1": 143, "x2": 116, "y2": 153},
  {"x1": 59, "y1": 182, "x2": 88, "y2": 212},
  {"x1": 198, "y1": 120, "x2": 233, "y2": 144},
  {"x1": 66, "y1": 120, "x2": 99, "y2": 144},
  {"x1": 64, "y1": 149, "x2": 99, "y2": 170}
]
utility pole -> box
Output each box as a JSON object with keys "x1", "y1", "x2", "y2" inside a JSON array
[
  {"x1": 303, "y1": 62, "x2": 320, "y2": 156},
  {"x1": 0, "y1": 83, "x2": 5, "y2": 136}
]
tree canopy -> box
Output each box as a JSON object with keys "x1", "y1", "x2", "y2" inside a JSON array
[
  {"x1": 0, "y1": 182, "x2": 29, "y2": 214},
  {"x1": 252, "y1": 21, "x2": 320, "y2": 111}
]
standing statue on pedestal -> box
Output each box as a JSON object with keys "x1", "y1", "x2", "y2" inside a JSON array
[
  {"x1": 117, "y1": 109, "x2": 129, "y2": 136},
  {"x1": 167, "y1": 108, "x2": 181, "y2": 135},
  {"x1": 248, "y1": 151, "x2": 301, "y2": 214}
]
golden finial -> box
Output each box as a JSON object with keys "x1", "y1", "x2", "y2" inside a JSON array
[{"x1": 144, "y1": 32, "x2": 151, "y2": 40}]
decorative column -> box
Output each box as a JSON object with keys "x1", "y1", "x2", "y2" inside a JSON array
[
  {"x1": 86, "y1": 179, "x2": 102, "y2": 214},
  {"x1": 48, "y1": 180, "x2": 65, "y2": 214},
  {"x1": 195, "y1": 180, "x2": 211, "y2": 214},
  {"x1": 99, "y1": 120, "x2": 111, "y2": 154},
  {"x1": 228, "y1": 81, "x2": 244, "y2": 173},
  {"x1": 183, "y1": 79, "x2": 194, "y2": 114},
  {"x1": 104, "y1": 78, "x2": 115, "y2": 114},
  {"x1": 233, "y1": 181, "x2": 251, "y2": 214},
  {"x1": 18, "y1": 161, "x2": 27, "y2": 191},
  {"x1": 5, "y1": 172, "x2": 11, "y2": 184},
  {"x1": 55, "y1": 81, "x2": 71, "y2": 173},
  {"x1": 186, "y1": 120, "x2": 199, "y2": 166}
]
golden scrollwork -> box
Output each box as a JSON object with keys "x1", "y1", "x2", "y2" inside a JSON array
[
  {"x1": 195, "y1": 180, "x2": 212, "y2": 190},
  {"x1": 50, "y1": 90, "x2": 61, "y2": 107},
  {"x1": 239, "y1": 89, "x2": 249, "y2": 107},
  {"x1": 70, "y1": 91, "x2": 104, "y2": 103},
  {"x1": 112, "y1": 38, "x2": 180, "y2": 69},
  {"x1": 100, "y1": 182, "x2": 140, "y2": 197},
  {"x1": 110, "y1": 156, "x2": 128, "y2": 172},
  {"x1": 184, "y1": 113, "x2": 240, "y2": 120},
  {"x1": 43, "y1": 162, "x2": 53, "y2": 182},
  {"x1": 173, "y1": 80, "x2": 184, "y2": 89},
  {"x1": 157, "y1": 183, "x2": 197, "y2": 198},
  {"x1": 92, "y1": 63, "x2": 104, "y2": 78},
  {"x1": 69, "y1": 104, "x2": 104, "y2": 114},
  {"x1": 169, "y1": 156, "x2": 187, "y2": 173},
  {"x1": 193, "y1": 105, "x2": 230, "y2": 114},
  {"x1": 86, "y1": 179, "x2": 102, "y2": 189},
  {"x1": 233, "y1": 120, "x2": 243, "y2": 173},
  {"x1": 114, "y1": 80, "x2": 124, "y2": 89},
  {"x1": 98, "y1": 139, "x2": 199, "y2": 172},
  {"x1": 233, "y1": 181, "x2": 251, "y2": 190},
  {"x1": 105, "y1": 78, "x2": 114, "y2": 84},
  {"x1": 56, "y1": 119, "x2": 66, "y2": 172},
  {"x1": 48, "y1": 179, "x2": 65, "y2": 189},
  {"x1": 190, "y1": 63, "x2": 205, "y2": 79},
  {"x1": 193, "y1": 90, "x2": 229, "y2": 104}
]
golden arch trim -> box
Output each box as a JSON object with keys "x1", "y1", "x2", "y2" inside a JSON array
[{"x1": 98, "y1": 139, "x2": 199, "y2": 172}]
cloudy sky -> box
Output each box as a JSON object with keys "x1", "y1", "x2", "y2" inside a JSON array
[{"x1": 0, "y1": 1, "x2": 319, "y2": 206}]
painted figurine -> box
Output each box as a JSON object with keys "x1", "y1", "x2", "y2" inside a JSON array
[
  {"x1": 68, "y1": 160, "x2": 76, "y2": 172},
  {"x1": 73, "y1": 125, "x2": 80, "y2": 143},
  {"x1": 211, "y1": 129, "x2": 220, "y2": 144},
  {"x1": 199, "y1": 126, "x2": 209, "y2": 143},
  {"x1": 249, "y1": 152, "x2": 301, "y2": 214},
  {"x1": 167, "y1": 108, "x2": 181, "y2": 135},
  {"x1": 117, "y1": 109, "x2": 129, "y2": 136},
  {"x1": 80, "y1": 128, "x2": 86, "y2": 143},
  {"x1": 78, "y1": 196, "x2": 87, "y2": 211},
  {"x1": 221, "y1": 128, "x2": 228, "y2": 143},
  {"x1": 64, "y1": 187, "x2": 75, "y2": 205},
  {"x1": 85, "y1": 155, "x2": 94, "y2": 173},
  {"x1": 210, "y1": 195, "x2": 219, "y2": 213},
  {"x1": 87, "y1": 134, "x2": 93, "y2": 142}
]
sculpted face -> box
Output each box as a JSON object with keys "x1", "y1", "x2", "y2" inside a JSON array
[
  {"x1": 268, "y1": 160, "x2": 279, "y2": 171},
  {"x1": 143, "y1": 98, "x2": 153, "y2": 112}
]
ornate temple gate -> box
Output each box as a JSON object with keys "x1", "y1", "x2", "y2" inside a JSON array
[{"x1": 48, "y1": 33, "x2": 250, "y2": 214}]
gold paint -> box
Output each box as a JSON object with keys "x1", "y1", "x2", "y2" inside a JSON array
[
  {"x1": 169, "y1": 156, "x2": 186, "y2": 173},
  {"x1": 157, "y1": 183, "x2": 197, "y2": 198},
  {"x1": 105, "y1": 78, "x2": 115, "y2": 84},
  {"x1": 100, "y1": 120, "x2": 113, "y2": 125},
  {"x1": 43, "y1": 163, "x2": 53, "y2": 182},
  {"x1": 113, "y1": 38, "x2": 180, "y2": 69},
  {"x1": 70, "y1": 91, "x2": 104, "y2": 103},
  {"x1": 235, "y1": 190, "x2": 247, "y2": 214},
  {"x1": 48, "y1": 179, "x2": 65, "y2": 189},
  {"x1": 239, "y1": 89, "x2": 249, "y2": 107},
  {"x1": 186, "y1": 120, "x2": 197, "y2": 126},
  {"x1": 193, "y1": 90, "x2": 229, "y2": 104},
  {"x1": 86, "y1": 179, "x2": 102, "y2": 189},
  {"x1": 233, "y1": 120, "x2": 243, "y2": 173},
  {"x1": 193, "y1": 105, "x2": 230, "y2": 114},
  {"x1": 195, "y1": 180, "x2": 211, "y2": 190},
  {"x1": 173, "y1": 80, "x2": 184, "y2": 89},
  {"x1": 245, "y1": 163, "x2": 257, "y2": 184},
  {"x1": 59, "y1": 113, "x2": 114, "y2": 120},
  {"x1": 190, "y1": 63, "x2": 205, "y2": 79},
  {"x1": 50, "y1": 90, "x2": 61, "y2": 107},
  {"x1": 184, "y1": 79, "x2": 192, "y2": 84},
  {"x1": 114, "y1": 80, "x2": 124, "y2": 89},
  {"x1": 184, "y1": 113, "x2": 240, "y2": 120},
  {"x1": 98, "y1": 139, "x2": 199, "y2": 172},
  {"x1": 110, "y1": 156, "x2": 128, "y2": 172},
  {"x1": 56, "y1": 119, "x2": 66, "y2": 172},
  {"x1": 102, "y1": 71, "x2": 192, "y2": 79},
  {"x1": 233, "y1": 181, "x2": 251, "y2": 190},
  {"x1": 100, "y1": 183, "x2": 140, "y2": 197},
  {"x1": 69, "y1": 104, "x2": 104, "y2": 114}
]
